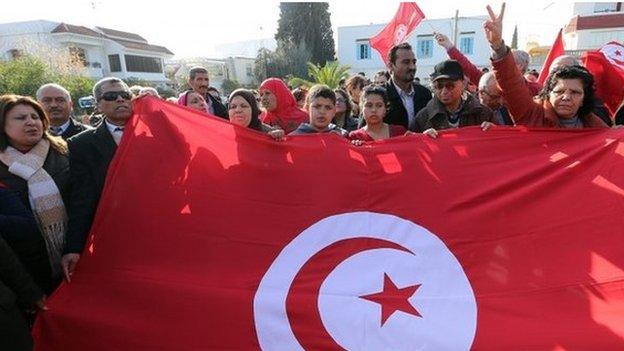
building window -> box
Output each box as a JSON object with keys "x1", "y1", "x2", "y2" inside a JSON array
[
  {"x1": 356, "y1": 40, "x2": 371, "y2": 60},
  {"x1": 594, "y1": 2, "x2": 620, "y2": 13},
  {"x1": 416, "y1": 38, "x2": 433, "y2": 59},
  {"x1": 246, "y1": 63, "x2": 253, "y2": 77},
  {"x1": 459, "y1": 37, "x2": 474, "y2": 55},
  {"x1": 108, "y1": 55, "x2": 121, "y2": 72},
  {"x1": 69, "y1": 46, "x2": 87, "y2": 66},
  {"x1": 124, "y1": 55, "x2": 162, "y2": 73}
]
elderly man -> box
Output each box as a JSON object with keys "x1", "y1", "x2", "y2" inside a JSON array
[
  {"x1": 415, "y1": 60, "x2": 494, "y2": 137},
  {"x1": 187, "y1": 66, "x2": 227, "y2": 119},
  {"x1": 434, "y1": 32, "x2": 542, "y2": 96},
  {"x1": 36, "y1": 83, "x2": 91, "y2": 139},
  {"x1": 61, "y1": 77, "x2": 133, "y2": 281},
  {"x1": 383, "y1": 43, "x2": 433, "y2": 131},
  {"x1": 478, "y1": 72, "x2": 514, "y2": 125}
]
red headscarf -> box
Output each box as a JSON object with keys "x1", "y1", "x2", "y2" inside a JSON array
[{"x1": 259, "y1": 78, "x2": 308, "y2": 133}]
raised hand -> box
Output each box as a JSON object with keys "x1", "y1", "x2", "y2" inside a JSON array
[
  {"x1": 434, "y1": 32, "x2": 453, "y2": 50},
  {"x1": 483, "y1": 3, "x2": 506, "y2": 49}
]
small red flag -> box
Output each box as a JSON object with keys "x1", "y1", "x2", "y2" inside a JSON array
[
  {"x1": 370, "y1": 2, "x2": 425, "y2": 64},
  {"x1": 537, "y1": 29, "x2": 565, "y2": 84},
  {"x1": 582, "y1": 41, "x2": 624, "y2": 116}
]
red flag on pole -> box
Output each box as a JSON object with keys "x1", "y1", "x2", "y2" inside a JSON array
[
  {"x1": 583, "y1": 41, "x2": 624, "y2": 116},
  {"x1": 33, "y1": 97, "x2": 624, "y2": 350},
  {"x1": 370, "y1": 2, "x2": 425, "y2": 64},
  {"x1": 537, "y1": 29, "x2": 564, "y2": 84}
]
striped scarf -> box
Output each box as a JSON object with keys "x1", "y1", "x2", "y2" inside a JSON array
[{"x1": 0, "y1": 139, "x2": 67, "y2": 278}]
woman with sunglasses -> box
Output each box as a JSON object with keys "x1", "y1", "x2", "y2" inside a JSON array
[{"x1": 0, "y1": 95, "x2": 70, "y2": 295}]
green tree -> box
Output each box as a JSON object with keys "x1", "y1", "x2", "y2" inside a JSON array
[
  {"x1": 288, "y1": 61, "x2": 350, "y2": 89},
  {"x1": 511, "y1": 25, "x2": 518, "y2": 50},
  {"x1": 0, "y1": 55, "x2": 94, "y2": 109},
  {"x1": 275, "y1": 2, "x2": 335, "y2": 65},
  {"x1": 254, "y1": 41, "x2": 312, "y2": 83},
  {"x1": 221, "y1": 79, "x2": 241, "y2": 95}
]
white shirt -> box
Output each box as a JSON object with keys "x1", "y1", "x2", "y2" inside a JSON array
[
  {"x1": 50, "y1": 119, "x2": 71, "y2": 136},
  {"x1": 105, "y1": 120, "x2": 124, "y2": 145},
  {"x1": 393, "y1": 80, "x2": 416, "y2": 131}
]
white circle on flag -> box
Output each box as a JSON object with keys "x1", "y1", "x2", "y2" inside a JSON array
[
  {"x1": 253, "y1": 212, "x2": 477, "y2": 350},
  {"x1": 600, "y1": 42, "x2": 624, "y2": 69},
  {"x1": 394, "y1": 24, "x2": 408, "y2": 44}
]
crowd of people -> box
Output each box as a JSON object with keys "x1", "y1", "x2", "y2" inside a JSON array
[{"x1": 1, "y1": 3, "x2": 623, "y2": 349}]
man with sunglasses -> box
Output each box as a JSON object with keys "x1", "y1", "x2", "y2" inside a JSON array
[
  {"x1": 415, "y1": 60, "x2": 494, "y2": 138},
  {"x1": 61, "y1": 77, "x2": 133, "y2": 282}
]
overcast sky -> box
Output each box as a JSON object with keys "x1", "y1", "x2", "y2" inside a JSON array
[{"x1": 0, "y1": 0, "x2": 577, "y2": 58}]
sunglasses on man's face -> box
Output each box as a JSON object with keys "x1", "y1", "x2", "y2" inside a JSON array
[
  {"x1": 100, "y1": 91, "x2": 132, "y2": 101},
  {"x1": 433, "y1": 81, "x2": 458, "y2": 91}
]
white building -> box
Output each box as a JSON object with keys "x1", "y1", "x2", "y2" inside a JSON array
[
  {"x1": 0, "y1": 20, "x2": 173, "y2": 85},
  {"x1": 337, "y1": 16, "x2": 490, "y2": 84},
  {"x1": 564, "y1": 2, "x2": 624, "y2": 51}
]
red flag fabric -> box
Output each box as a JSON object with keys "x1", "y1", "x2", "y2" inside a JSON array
[
  {"x1": 34, "y1": 97, "x2": 624, "y2": 350},
  {"x1": 583, "y1": 41, "x2": 624, "y2": 116},
  {"x1": 537, "y1": 29, "x2": 565, "y2": 84},
  {"x1": 370, "y1": 2, "x2": 425, "y2": 64}
]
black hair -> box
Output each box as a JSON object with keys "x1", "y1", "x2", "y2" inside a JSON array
[
  {"x1": 540, "y1": 65, "x2": 596, "y2": 119},
  {"x1": 306, "y1": 84, "x2": 336, "y2": 105},
  {"x1": 388, "y1": 42, "x2": 413, "y2": 65},
  {"x1": 360, "y1": 85, "x2": 389, "y2": 106}
]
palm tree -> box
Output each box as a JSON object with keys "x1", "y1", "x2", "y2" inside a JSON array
[{"x1": 288, "y1": 61, "x2": 351, "y2": 89}]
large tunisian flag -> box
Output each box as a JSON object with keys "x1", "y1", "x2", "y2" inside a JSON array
[
  {"x1": 370, "y1": 2, "x2": 425, "y2": 64},
  {"x1": 34, "y1": 97, "x2": 624, "y2": 350}
]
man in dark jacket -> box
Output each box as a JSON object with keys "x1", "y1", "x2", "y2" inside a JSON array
[
  {"x1": 37, "y1": 83, "x2": 92, "y2": 140},
  {"x1": 415, "y1": 60, "x2": 494, "y2": 137},
  {"x1": 188, "y1": 66, "x2": 228, "y2": 119},
  {"x1": 383, "y1": 43, "x2": 432, "y2": 131},
  {"x1": 61, "y1": 77, "x2": 133, "y2": 282}
]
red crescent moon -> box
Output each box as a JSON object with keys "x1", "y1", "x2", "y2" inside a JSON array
[{"x1": 286, "y1": 237, "x2": 413, "y2": 350}]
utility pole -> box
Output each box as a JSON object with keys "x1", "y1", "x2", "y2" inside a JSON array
[{"x1": 453, "y1": 10, "x2": 459, "y2": 46}]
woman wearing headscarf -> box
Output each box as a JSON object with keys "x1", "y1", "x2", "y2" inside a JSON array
[
  {"x1": 228, "y1": 89, "x2": 284, "y2": 140},
  {"x1": 258, "y1": 78, "x2": 308, "y2": 134},
  {"x1": 0, "y1": 95, "x2": 69, "y2": 294}
]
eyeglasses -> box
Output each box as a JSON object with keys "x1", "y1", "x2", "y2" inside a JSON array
[
  {"x1": 479, "y1": 89, "x2": 502, "y2": 99},
  {"x1": 433, "y1": 81, "x2": 458, "y2": 91},
  {"x1": 100, "y1": 91, "x2": 132, "y2": 101}
]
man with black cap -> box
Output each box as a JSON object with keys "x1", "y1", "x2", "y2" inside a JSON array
[{"x1": 415, "y1": 60, "x2": 494, "y2": 138}]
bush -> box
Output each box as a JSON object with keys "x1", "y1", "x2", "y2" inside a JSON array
[{"x1": 0, "y1": 55, "x2": 95, "y2": 110}]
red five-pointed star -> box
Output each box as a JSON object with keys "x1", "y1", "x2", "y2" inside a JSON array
[
  {"x1": 615, "y1": 50, "x2": 622, "y2": 56},
  {"x1": 360, "y1": 273, "x2": 422, "y2": 326}
]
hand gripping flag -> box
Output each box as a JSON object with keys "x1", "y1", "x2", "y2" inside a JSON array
[
  {"x1": 370, "y1": 2, "x2": 425, "y2": 64},
  {"x1": 34, "y1": 97, "x2": 624, "y2": 350}
]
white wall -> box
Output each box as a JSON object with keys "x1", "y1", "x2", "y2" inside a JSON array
[{"x1": 337, "y1": 16, "x2": 490, "y2": 84}]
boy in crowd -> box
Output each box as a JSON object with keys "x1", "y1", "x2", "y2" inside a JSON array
[{"x1": 289, "y1": 85, "x2": 347, "y2": 137}]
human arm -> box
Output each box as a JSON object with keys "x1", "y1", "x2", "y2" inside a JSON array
[{"x1": 435, "y1": 32, "x2": 484, "y2": 86}]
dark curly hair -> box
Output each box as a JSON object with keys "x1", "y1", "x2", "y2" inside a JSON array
[{"x1": 540, "y1": 65, "x2": 595, "y2": 119}]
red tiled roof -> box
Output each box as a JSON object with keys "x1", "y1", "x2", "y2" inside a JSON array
[
  {"x1": 96, "y1": 27, "x2": 146, "y2": 42},
  {"x1": 51, "y1": 23, "x2": 104, "y2": 38},
  {"x1": 112, "y1": 38, "x2": 174, "y2": 55},
  {"x1": 566, "y1": 13, "x2": 624, "y2": 33}
]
